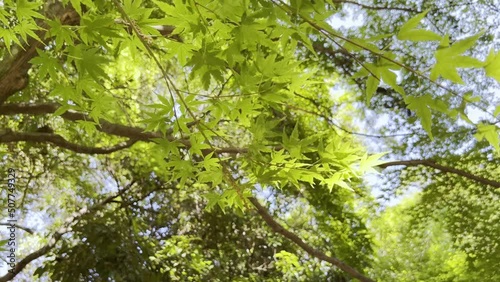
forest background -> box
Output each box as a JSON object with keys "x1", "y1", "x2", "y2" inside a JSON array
[{"x1": 0, "y1": 0, "x2": 499, "y2": 281}]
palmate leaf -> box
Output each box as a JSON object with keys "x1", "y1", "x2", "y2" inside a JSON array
[
  {"x1": 80, "y1": 15, "x2": 123, "y2": 46},
  {"x1": 16, "y1": 0, "x2": 43, "y2": 20},
  {"x1": 68, "y1": 45, "x2": 111, "y2": 81},
  {"x1": 430, "y1": 32, "x2": 484, "y2": 84},
  {"x1": 30, "y1": 50, "x2": 64, "y2": 79},
  {"x1": 47, "y1": 19, "x2": 77, "y2": 51},
  {"x1": 484, "y1": 48, "x2": 500, "y2": 83},
  {"x1": 397, "y1": 9, "x2": 441, "y2": 42},
  {"x1": 14, "y1": 20, "x2": 42, "y2": 43},
  {"x1": 405, "y1": 95, "x2": 434, "y2": 139},
  {"x1": 359, "y1": 152, "x2": 387, "y2": 174},
  {"x1": 474, "y1": 123, "x2": 500, "y2": 152},
  {"x1": 153, "y1": 0, "x2": 200, "y2": 33},
  {"x1": 123, "y1": 0, "x2": 153, "y2": 21},
  {"x1": 363, "y1": 58, "x2": 403, "y2": 105},
  {"x1": 0, "y1": 8, "x2": 10, "y2": 25},
  {"x1": 399, "y1": 9, "x2": 430, "y2": 33},
  {"x1": 89, "y1": 94, "x2": 117, "y2": 123},
  {"x1": 166, "y1": 41, "x2": 194, "y2": 66},
  {"x1": 323, "y1": 172, "x2": 352, "y2": 192},
  {"x1": 404, "y1": 94, "x2": 460, "y2": 138},
  {"x1": 0, "y1": 28, "x2": 23, "y2": 53},
  {"x1": 204, "y1": 192, "x2": 222, "y2": 211},
  {"x1": 76, "y1": 120, "x2": 97, "y2": 135},
  {"x1": 49, "y1": 85, "x2": 81, "y2": 105}
]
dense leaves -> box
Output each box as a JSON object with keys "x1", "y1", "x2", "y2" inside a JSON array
[{"x1": 0, "y1": 0, "x2": 499, "y2": 281}]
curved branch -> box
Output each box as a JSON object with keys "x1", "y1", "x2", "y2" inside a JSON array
[
  {"x1": 0, "y1": 4, "x2": 80, "y2": 106},
  {"x1": 0, "y1": 103, "x2": 163, "y2": 140},
  {"x1": 0, "y1": 103, "x2": 248, "y2": 155},
  {"x1": 0, "y1": 239, "x2": 57, "y2": 282},
  {"x1": 334, "y1": 0, "x2": 418, "y2": 13},
  {"x1": 379, "y1": 159, "x2": 500, "y2": 188},
  {"x1": 0, "y1": 182, "x2": 135, "y2": 282},
  {"x1": 0, "y1": 131, "x2": 137, "y2": 155},
  {"x1": 248, "y1": 197, "x2": 375, "y2": 282},
  {"x1": 0, "y1": 223, "x2": 34, "y2": 234}
]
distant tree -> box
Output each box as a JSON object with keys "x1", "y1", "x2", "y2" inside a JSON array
[{"x1": 0, "y1": 0, "x2": 499, "y2": 281}]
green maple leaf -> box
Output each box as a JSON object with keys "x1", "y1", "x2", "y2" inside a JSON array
[
  {"x1": 484, "y1": 48, "x2": 500, "y2": 83},
  {"x1": 30, "y1": 50, "x2": 64, "y2": 79},
  {"x1": 430, "y1": 32, "x2": 484, "y2": 84},
  {"x1": 397, "y1": 9, "x2": 441, "y2": 42},
  {"x1": 405, "y1": 95, "x2": 434, "y2": 139},
  {"x1": 475, "y1": 123, "x2": 500, "y2": 151}
]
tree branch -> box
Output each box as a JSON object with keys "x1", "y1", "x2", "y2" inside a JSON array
[
  {"x1": 0, "y1": 103, "x2": 163, "y2": 140},
  {"x1": 334, "y1": 0, "x2": 418, "y2": 13},
  {"x1": 0, "y1": 223, "x2": 34, "y2": 235},
  {"x1": 379, "y1": 159, "x2": 500, "y2": 188},
  {"x1": 248, "y1": 197, "x2": 375, "y2": 282},
  {"x1": 0, "y1": 4, "x2": 80, "y2": 106},
  {"x1": 0, "y1": 131, "x2": 137, "y2": 155},
  {"x1": 0, "y1": 103, "x2": 248, "y2": 155},
  {"x1": 5, "y1": 105, "x2": 497, "y2": 189},
  {"x1": 0, "y1": 182, "x2": 136, "y2": 282}
]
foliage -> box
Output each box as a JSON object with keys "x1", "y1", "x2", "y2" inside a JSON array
[
  {"x1": 0, "y1": 0, "x2": 499, "y2": 281},
  {"x1": 369, "y1": 196, "x2": 470, "y2": 281}
]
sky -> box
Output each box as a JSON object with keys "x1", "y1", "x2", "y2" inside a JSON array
[{"x1": 2, "y1": 1, "x2": 499, "y2": 278}]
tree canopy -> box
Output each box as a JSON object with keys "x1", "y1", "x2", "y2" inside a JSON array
[{"x1": 0, "y1": 0, "x2": 499, "y2": 281}]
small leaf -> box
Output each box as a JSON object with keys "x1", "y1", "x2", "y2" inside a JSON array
[
  {"x1": 167, "y1": 41, "x2": 194, "y2": 66},
  {"x1": 405, "y1": 95, "x2": 434, "y2": 139},
  {"x1": 30, "y1": 50, "x2": 64, "y2": 79},
  {"x1": 359, "y1": 152, "x2": 388, "y2": 173},
  {"x1": 398, "y1": 9, "x2": 431, "y2": 36},
  {"x1": 430, "y1": 32, "x2": 484, "y2": 85},
  {"x1": 474, "y1": 123, "x2": 500, "y2": 151},
  {"x1": 379, "y1": 68, "x2": 404, "y2": 95},
  {"x1": 16, "y1": 0, "x2": 44, "y2": 20},
  {"x1": 484, "y1": 49, "x2": 500, "y2": 83}
]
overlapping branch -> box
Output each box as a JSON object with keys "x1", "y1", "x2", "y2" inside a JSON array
[
  {"x1": 2, "y1": 104, "x2": 498, "y2": 188},
  {"x1": 249, "y1": 197, "x2": 375, "y2": 282},
  {"x1": 334, "y1": 0, "x2": 418, "y2": 13},
  {"x1": 0, "y1": 223, "x2": 34, "y2": 234},
  {"x1": 380, "y1": 159, "x2": 500, "y2": 188},
  {"x1": 0, "y1": 131, "x2": 137, "y2": 154},
  {"x1": 0, "y1": 103, "x2": 246, "y2": 155},
  {"x1": 0, "y1": 182, "x2": 135, "y2": 282},
  {"x1": 0, "y1": 103, "x2": 163, "y2": 140},
  {"x1": 0, "y1": 2, "x2": 498, "y2": 281}
]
